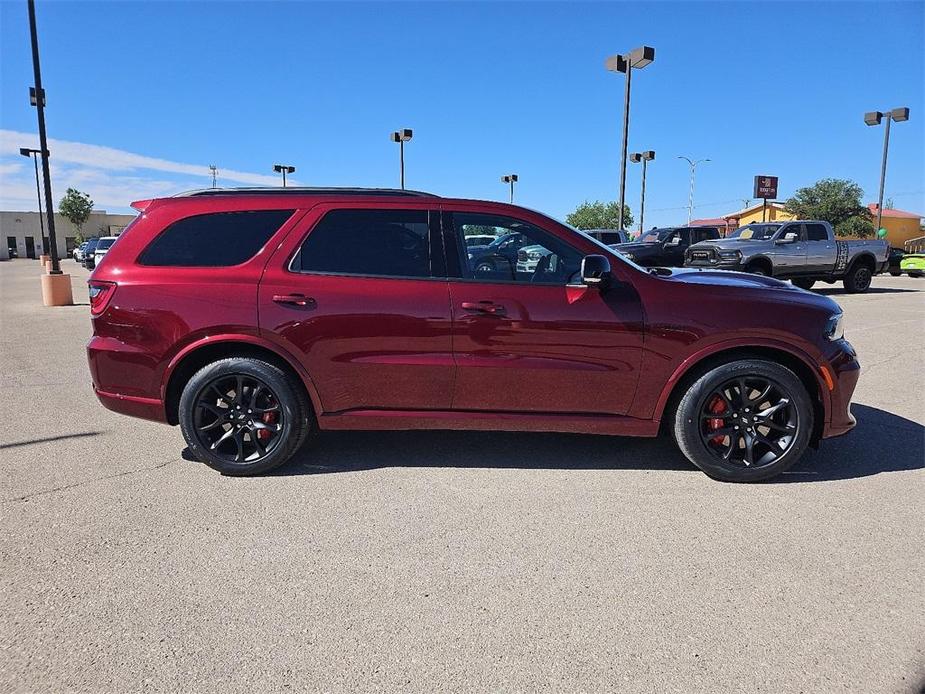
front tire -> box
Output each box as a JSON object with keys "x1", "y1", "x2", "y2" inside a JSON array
[
  {"x1": 673, "y1": 359, "x2": 814, "y2": 482},
  {"x1": 792, "y1": 278, "x2": 816, "y2": 290},
  {"x1": 843, "y1": 263, "x2": 873, "y2": 293},
  {"x1": 179, "y1": 357, "x2": 312, "y2": 476},
  {"x1": 745, "y1": 264, "x2": 769, "y2": 277}
]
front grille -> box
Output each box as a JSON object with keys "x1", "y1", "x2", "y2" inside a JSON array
[{"x1": 687, "y1": 247, "x2": 718, "y2": 265}]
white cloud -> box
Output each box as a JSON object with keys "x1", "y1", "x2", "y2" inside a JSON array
[
  {"x1": 0, "y1": 130, "x2": 298, "y2": 212},
  {"x1": 0, "y1": 129, "x2": 284, "y2": 186}
]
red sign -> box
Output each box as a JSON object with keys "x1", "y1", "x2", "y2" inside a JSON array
[{"x1": 753, "y1": 175, "x2": 778, "y2": 199}]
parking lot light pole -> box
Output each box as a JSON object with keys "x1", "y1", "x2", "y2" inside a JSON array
[
  {"x1": 19, "y1": 147, "x2": 46, "y2": 241},
  {"x1": 630, "y1": 150, "x2": 655, "y2": 233},
  {"x1": 390, "y1": 129, "x2": 413, "y2": 189},
  {"x1": 605, "y1": 45, "x2": 655, "y2": 232},
  {"x1": 272, "y1": 164, "x2": 295, "y2": 187},
  {"x1": 27, "y1": 0, "x2": 61, "y2": 274},
  {"x1": 501, "y1": 174, "x2": 518, "y2": 203},
  {"x1": 678, "y1": 156, "x2": 710, "y2": 225},
  {"x1": 864, "y1": 108, "x2": 910, "y2": 234}
]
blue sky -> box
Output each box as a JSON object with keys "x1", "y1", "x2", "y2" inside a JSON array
[{"x1": 1, "y1": 1, "x2": 922, "y2": 228}]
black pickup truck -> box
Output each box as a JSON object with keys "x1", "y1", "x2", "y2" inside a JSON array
[{"x1": 610, "y1": 226, "x2": 722, "y2": 267}]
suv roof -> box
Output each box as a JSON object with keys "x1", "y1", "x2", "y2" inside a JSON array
[{"x1": 174, "y1": 187, "x2": 437, "y2": 199}]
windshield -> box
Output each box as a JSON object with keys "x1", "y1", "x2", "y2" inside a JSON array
[
  {"x1": 97, "y1": 238, "x2": 116, "y2": 250},
  {"x1": 638, "y1": 229, "x2": 675, "y2": 244},
  {"x1": 728, "y1": 224, "x2": 781, "y2": 240}
]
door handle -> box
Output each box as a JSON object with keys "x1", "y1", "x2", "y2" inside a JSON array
[
  {"x1": 461, "y1": 301, "x2": 506, "y2": 315},
  {"x1": 273, "y1": 293, "x2": 317, "y2": 308}
]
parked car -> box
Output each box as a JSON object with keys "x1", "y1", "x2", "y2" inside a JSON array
[
  {"x1": 684, "y1": 221, "x2": 889, "y2": 293},
  {"x1": 612, "y1": 226, "x2": 721, "y2": 268},
  {"x1": 90, "y1": 236, "x2": 118, "y2": 268},
  {"x1": 582, "y1": 228, "x2": 629, "y2": 245},
  {"x1": 466, "y1": 231, "x2": 532, "y2": 276},
  {"x1": 73, "y1": 241, "x2": 90, "y2": 262},
  {"x1": 87, "y1": 187, "x2": 859, "y2": 483},
  {"x1": 82, "y1": 237, "x2": 101, "y2": 268},
  {"x1": 899, "y1": 253, "x2": 925, "y2": 277},
  {"x1": 516, "y1": 230, "x2": 629, "y2": 273},
  {"x1": 465, "y1": 234, "x2": 497, "y2": 248}
]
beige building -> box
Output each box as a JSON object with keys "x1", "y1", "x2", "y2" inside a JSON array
[{"x1": 1, "y1": 210, "x2": 137, "y2": 261}]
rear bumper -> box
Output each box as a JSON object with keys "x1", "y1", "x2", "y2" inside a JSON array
[
  {"x1": 822, "y1": 344, "x2": 860, "y2": 438},
  {"x1": 93, "y1": 388, "x2": 168, "y2": 423}
]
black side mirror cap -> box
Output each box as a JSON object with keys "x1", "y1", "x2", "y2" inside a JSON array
[{"x1": 579, "y1": 254, "x2": 612, "y2": 288}]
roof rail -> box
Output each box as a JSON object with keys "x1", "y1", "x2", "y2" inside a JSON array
[{"x1": 174, "y1": 187, "x2": 437, "y2": 198}]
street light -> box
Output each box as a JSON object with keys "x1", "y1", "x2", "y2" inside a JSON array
[
  {"x1": 19, "y1": 147, "x2": 47, "y2": 243},
  {"x1": 390, "y1": 128, "x2": 413, "y2": 189},
  {"x1": 209, "y1": 164, "x2": 218, "y2": 188},
  {"x1": 864, "y1": 107, "x2": 910, "y2": 235},
  {"x1": 272, "y1": 164, "x2": 295, "y2": 187},
  {"x1": 26, "y1": 0, "x2": 62, "y2": 277},
  {"x1": 605, "y1": 45, "x2": 655, "y2": 231},
  {"x1": 629, "y1": 150, "x2": 655, "y2": 232},
  {"x1": 501, "y1": 174, "x2": 518, "y2": 203},
  {"x1": 677, "y1": 156, "x2": 710, "y2": 225}
]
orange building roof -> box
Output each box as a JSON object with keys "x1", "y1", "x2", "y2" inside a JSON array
[{"x1": 868, "y1": 204, "x2": 921, "y2": 219}]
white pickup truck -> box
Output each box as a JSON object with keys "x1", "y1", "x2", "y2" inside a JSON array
[{"x1": 684, "y1": 220, "x2": 890, "y2": 292}]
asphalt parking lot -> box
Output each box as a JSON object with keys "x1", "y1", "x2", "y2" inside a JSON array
[{"x1": 1, "y1": 258, "x2": 923, "y2": 693}]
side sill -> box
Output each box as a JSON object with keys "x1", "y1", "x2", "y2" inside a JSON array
[{"x1": 318, "y1": 409, "x2": 659, "y2": 437}]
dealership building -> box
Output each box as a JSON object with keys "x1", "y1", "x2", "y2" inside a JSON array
[{"x1": 1, "y1": 210, "x2": 137, "y2": 261}]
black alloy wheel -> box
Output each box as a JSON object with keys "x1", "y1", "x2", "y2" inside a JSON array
[
  {"x1": 698, "y1": 376, "x2": 798, "y2": 469},
  {"x1": 673, "y1": 359, "x2": 813, "y2": 482},
  {"x1": 192, "y1": 374, "x2": 284, "y2": 464},
  {"x1": 179, "y1": 357, "x2": 312, "y2": 475}
]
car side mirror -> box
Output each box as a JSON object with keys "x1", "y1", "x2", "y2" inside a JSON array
[
  {"x1": 579, "y1": 254, "x2": 611, "y2": 288},
  {"x1": 776, "y1": 232, "x2": 798, "y2": 244}
]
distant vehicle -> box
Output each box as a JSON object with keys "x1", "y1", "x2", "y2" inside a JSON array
[
  {"x1": 73, "y1": 241, "x2": 90, "y2": 262},
  {"x1": 91, "y1": 236, "x2": 118, "y2": 268},
  {"x1": 684, "y1": 221, "x2": 890, "y2": 293},
  {"x1": 517, "y1": 230, "x2": 630, "y2": 273},
  {"x1": 7, "y1": 243, "x2": 17, "y2": 258},
  {"x1": 582, "y1": 228, "x2": 629, "y2": 246},
  {"x1": 465, "y1": 234, "x2": 496, "y2": 248},
  {"x1": 467, "y1": 232, "x2": 532, "y2": 275},
  {"x1": 82, "y1": 237, "x2": 101, "y2": 268},
  {"x1": 612, "y1": 226, "x2": 721, "y2": 268},
  {"x1": 899, "y1": 253, "x2": 924, "y2": 277},
  {"x1": 887, "y1": 247, "x2": 905, "y2": 276}
]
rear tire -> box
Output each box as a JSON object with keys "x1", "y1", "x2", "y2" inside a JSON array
[
  {"x1": 673, "y1": 359, "x2": 814, "y2": 482},
  {"x1": 792, "y1": 278, "x2": 816, "y2": 290},
  {"x1": 179, "y1": 357, "x2": 312, "y2": 476},
  {"x1": 843, "y1": 263, "x2": 873, "y2": 293}
]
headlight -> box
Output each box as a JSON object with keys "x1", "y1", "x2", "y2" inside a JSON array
[
  {"x1": 825, "y1": 312, "x2": 845, "y2": 341},
  {"x1": 718, "y1": 250, "x2": 741, "y2": 260}
]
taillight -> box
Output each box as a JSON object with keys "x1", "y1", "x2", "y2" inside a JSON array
[{"x1": 88, "y1": 280, "x2": 117, "y2": 315}]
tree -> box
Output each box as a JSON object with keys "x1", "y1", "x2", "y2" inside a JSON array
[
  {"x1": 566, "y1": 200, "x2": 633, "y2": 230},
  {"x1": 784, "y1": 178, "x2": 870, "y2": 229},
  {"x1": 58, "y1": 188, "x2": 94, "y2": 242},
  {"x1": 835, "y1": 216, "x2": 875, "y2": 239}
]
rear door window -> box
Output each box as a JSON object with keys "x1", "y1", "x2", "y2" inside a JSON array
[
  {"x1": 805, "y1": 224, "x2": 828, "y2": 241},
  {"x1": 296, "y1": 209, "x2": 433, "y2": 278},
  {"x1": 139, "y1": 210, "x2": 294, "y2": 266}
]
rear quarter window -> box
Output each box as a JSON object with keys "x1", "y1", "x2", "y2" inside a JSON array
[{"x1": 139, "y1": 210, "x2": 294, "y2": 267}]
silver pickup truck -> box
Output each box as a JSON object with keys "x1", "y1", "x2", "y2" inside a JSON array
[{"x1": 684, "y1": 220, "x2": 889, "y2": 293}]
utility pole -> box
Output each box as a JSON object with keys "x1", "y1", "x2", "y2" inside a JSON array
[{"x1": 209, "y1": 165, "x2": 218, "y2": 188}]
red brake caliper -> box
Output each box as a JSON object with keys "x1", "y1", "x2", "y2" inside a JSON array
[
  {"x1": 258, "y1": 405, "x2": 276, "y2": 441},
  {"x1": 707, "y1": 395, "x2": 727, "y2": 444}
]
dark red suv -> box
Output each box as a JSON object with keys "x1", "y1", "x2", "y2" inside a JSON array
[{"x1": 87, "y1": 188, "x2": 859, "y2": 482}]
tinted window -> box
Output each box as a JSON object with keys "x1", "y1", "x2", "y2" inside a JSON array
[
  {"x1": 298, "y1": 209, "x2": 431, "y2": 278},
  {"x1": 140, "y1": 210, "x2": 293, "y2": 267},
  {"x1": 97, "y1": 238, "x2": 116, "y2": 250},
  {"x1": 454, "y1": 212, "x2": 582, "y2": 284},
  {"x1": 806, "y1": 224, "x2": 828, "y2": 241}
]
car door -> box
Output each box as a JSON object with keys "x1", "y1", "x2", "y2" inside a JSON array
[
  {"x1": 663, "y1": 229, "x2": 689, "y2": 266},
  {"x1": 444, "y1": 208, "x2": 644, "y2": 415},
  {"x1": 804, "y1": 223, "x2": 835, "y2": 274},
  {"x1": 259, "y1": 203, "x2": 455, "y2": 413},
  {"x1": 768, "y1": 223, "x2": 807, "y2": 274}
]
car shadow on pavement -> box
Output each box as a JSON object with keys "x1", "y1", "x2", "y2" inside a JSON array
[
  {"x1": 813, "y1": 286, "x2": 919, "y2": 296},
  {"x1": 267, "y1": 404, "x2": 922, "y2": 482},
  {"x1": 0, "y1": 431, "x2": 102, "y2": 450}
]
